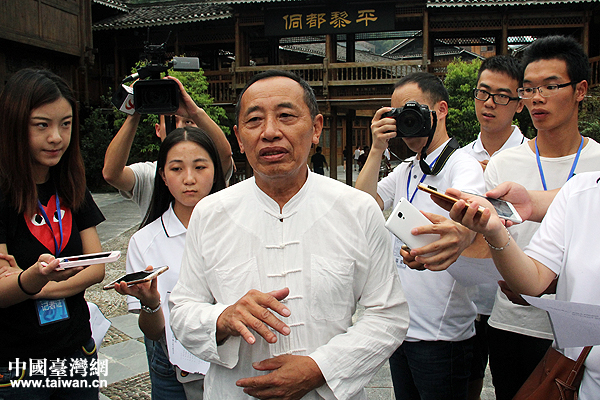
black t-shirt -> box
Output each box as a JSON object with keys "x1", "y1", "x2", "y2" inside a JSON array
[
  {"x1": 311, "y1": 153, "x2": 327, "y2": 169},
  {"x1": 0, "y1": 180, "x2": 105, "y2": 367}
]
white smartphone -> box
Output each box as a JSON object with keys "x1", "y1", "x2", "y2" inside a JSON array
[
  {"x1": 46, "y1": 251, "x2": 121, "y2": 270},
  {"x1": 385, "y1": 197, "x2": 441, "y2": 250},
  {"x1": 102, "y1": 266, "x2": 169, "y2": 290}
]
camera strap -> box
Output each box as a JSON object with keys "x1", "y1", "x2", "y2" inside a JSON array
[{"x1": 419, "y1": 137, "x2": 460, "y2": 176}]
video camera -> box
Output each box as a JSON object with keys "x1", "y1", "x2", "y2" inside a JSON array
[
  {"x1": 382, "y1": 101, "x2": 435, "y2": 138},
  {"x1": 111, "y1": 33, "x2": 199, "y2": 114}
]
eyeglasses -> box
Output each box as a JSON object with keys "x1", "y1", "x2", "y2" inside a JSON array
[
  {"x1": 517, "y1": 82, "x2": 576, "y2": 99},
  {"x1": 473, "y1": 89, "x2": 519, "y2": 105}
]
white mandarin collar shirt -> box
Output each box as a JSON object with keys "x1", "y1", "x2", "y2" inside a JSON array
[{"x1": 169, "y1": 173, "x2": 409, "y2": 400}]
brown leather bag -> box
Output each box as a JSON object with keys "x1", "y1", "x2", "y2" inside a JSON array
[{"x1": 513, "y1": 346, "x2": 592, "y2": 400}]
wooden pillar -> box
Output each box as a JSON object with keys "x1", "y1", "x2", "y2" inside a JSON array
[
  {"x1": 500, "y1": 14, "x2": 509, "y2": 55},
  {"x1": 269, "y1": 37, "x2": 279, "y2": 64},
  {"x1": 235, "y1": 16, "x2": 249, "y2": 67},
  {"x1": 583, "y1": 10, "x2": 591, "y2": 55},
  {"x1": 345, "y1": 109, "x2": 356, "y2": 186},
  {"x1": 347, "y1": 33, "x2": 355, "y2": 63},
  {"x1": 326, "y1": 34, "x2": 337, "y2": 63},
  {"x1": 330, "y1": 107, "x2": 338, "y2": 180},
  {"x1": 422, "y1": 9, "x2": 429, "y2": 71}
]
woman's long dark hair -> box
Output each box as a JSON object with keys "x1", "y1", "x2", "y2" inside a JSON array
[
  {"x1": 0, "y1": 68, "x2": 86, "y2": 215},
  {"x1": 141, "y1": 127, "x2": 226, "y2": 228}
]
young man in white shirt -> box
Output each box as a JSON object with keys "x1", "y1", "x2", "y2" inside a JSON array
[
  {"x1": 463, "y1": 56, "x2": 526, "y2": 169},
  {"x1": 461, "y1": 55, "x2": 526, "y2": 400},
  {"x1": 356, "y1": 72, "x2": 485, "y2": 399},
  {"x1": 169, "y1": 70, "x2": 409, "y2": 400},
  {"x1": 102, "y1": 77, "x2": 233, "y2": 219},
  {"x1": 480, "y1": 35, "x2": 600, "y2": 400}
]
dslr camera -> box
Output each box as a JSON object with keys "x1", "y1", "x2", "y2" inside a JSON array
[
  {"x1": 112, "y1": 35, "x2": 199, "y2": 114},
  {"x1": 382, "y1": 101, "x2": 434, "y2": 138}
]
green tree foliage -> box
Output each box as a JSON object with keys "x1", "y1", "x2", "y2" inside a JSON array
[
  {"x1": 80, "y1": 66, "x2": 231, "y2": 191},
  {"x1": 580, "y1": 87, "x2": 600, "y2": 143},
  {"x1": 444, "y1": 58, "x2": 482, "y2": 146},
  {"x1": 444, "y1": 57, "x2": 536, "y2": 144}
]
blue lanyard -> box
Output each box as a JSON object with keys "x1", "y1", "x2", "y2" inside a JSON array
[
  {"x1": 407, "y1": 156, "x2": 439, "y2": 203},
  {"x1": 535, "y1": 136, "x2": 583, "y2": 191},
  {"x1": 37, "y1": 192, "x2": 64, "y2": 256}
]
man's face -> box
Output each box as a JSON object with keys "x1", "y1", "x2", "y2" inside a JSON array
[
  {"x1": 475, "y1": 69, "x2": 523, "y2": 137},
  {"x1": 234, "y1": 76, "x2": 322, "y2": 187},
  {"x1": 522, "y1": 58, "x2": 585, "y2": 134},
  {"x1": 156, "y1": 115, "x2": 197, "y2": 141},
  {"x1": 391, "y1": 83, "x2": 437, "y2": 153}
]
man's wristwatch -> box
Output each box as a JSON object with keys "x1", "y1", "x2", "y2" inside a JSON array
[{"x1": 140, "y1": 301, "x2": 161, "y2": 314}]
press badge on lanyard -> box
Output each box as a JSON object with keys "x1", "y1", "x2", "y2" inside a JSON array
[
  {"x1": 35, "y1": 193, "x2": 69, "y2": 325},
  {"x1": 393, "y1": 237, "x2": 405, "y2": 268}
]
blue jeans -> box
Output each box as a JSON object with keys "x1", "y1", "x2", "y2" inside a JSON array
[
  {"x1": 389, "y1": 339, "x2": 474, "y2": 400},
  {"x1": 144, "y1": 337, "x2": 187, "y2": 400},
  {"x1": 0, "y1": 338, "x2": 100, "y2": 400}
]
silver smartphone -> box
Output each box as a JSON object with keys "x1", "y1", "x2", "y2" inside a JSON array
[
  {"x1": 418, "y1": 183, "x2": 522, "y2": 224},
  {"x1": 43, "y1": 251, "x2": 121, "y2": 270}
]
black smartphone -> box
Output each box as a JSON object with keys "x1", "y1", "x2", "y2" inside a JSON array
[{"x1": 103, "y1": 266, "x2": 169, "y2": 290}]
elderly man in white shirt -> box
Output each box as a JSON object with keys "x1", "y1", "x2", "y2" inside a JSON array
[{"x1": 169, "y1": 70, "x2": 409, "y2": 400}]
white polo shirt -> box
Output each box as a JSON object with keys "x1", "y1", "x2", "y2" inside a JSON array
[
  {"x1": 462, "y1": 125, "x2": 527, "y2": 163},
  {"x1": 126, "y1": 204, "x2": 209, "y2": 375},
  {"x1": 524, "y1": 172, "x2": 600, "y2": 400},
  {"x1": 461, "y1": 125, "x2": 527, "y2": 315},
  {"x1": 486, "y1": 139, "x2": 600, "y2": 340},
  {"x1": 377, "y1": 138, "x2": 485, "y2": 342}
]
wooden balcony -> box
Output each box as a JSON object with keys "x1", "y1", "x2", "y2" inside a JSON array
[
  {"x1": 205, "y1": 59, "x2": 425, "y2": 108},
  {"x1": 205, "y1": 56, "x2": 599, "y2": 108}
]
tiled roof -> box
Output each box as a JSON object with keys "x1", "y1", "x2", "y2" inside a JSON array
[
  {"x1": 428, "y1": 0, "x2": 598, "y2": 7},
  {"x1": 93, "y1": 1, "x2": 231, "y2": 30},
  {"x1": 93, "y1": 0, "x2": 129, "y2": 12},
  {"x1": 280, "y1": 42, "x2": 397, "y2": 63}
]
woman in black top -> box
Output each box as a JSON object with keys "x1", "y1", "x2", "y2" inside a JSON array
[{"x1": 0, "y1": 68, "x2": 105, "y2": 399}]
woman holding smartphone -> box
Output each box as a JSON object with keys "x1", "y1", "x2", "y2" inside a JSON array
[
  {"x1": 0, "y1": 68, "x2": 105, "y2": 398},
  {"x1": 114, "y1": 127, "x2": 227, "y2": 400}
]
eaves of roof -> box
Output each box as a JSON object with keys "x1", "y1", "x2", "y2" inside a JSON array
[
  {"x1": 93, "y1": 0, "x2": 129, "y2": 12},
  {"x1": 93, "y1": 2, "x2": 232, "y2": 30},
  {"x1": 428, "y1": 0, "x2": 599, "y2": 7},
  {"x1": 210, "y1": 0, "x2": 307, "y2": 3}
]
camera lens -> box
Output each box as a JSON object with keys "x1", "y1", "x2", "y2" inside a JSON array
[
  {"x1": 397, "y1": 212, "x2": 403, "y2": 219},
  {"x1": 134, "y1": 79, "x2": 180, "y2": 114},
  {"x1": 397, "y1": 109, "x2": 424, "y2": 136}
]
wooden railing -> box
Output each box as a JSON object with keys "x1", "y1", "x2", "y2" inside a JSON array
[
  {"x1": 205, "y1": 59, "x2": 426, "y2": 104},
  {"x1": 327, "y1": 60, "x2": 422, "y2": 86},
  {"x1": 204, "y1": 57, "x2": 600, "y2": 104}
]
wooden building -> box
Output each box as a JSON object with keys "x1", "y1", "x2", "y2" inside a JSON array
[
  {"x1": 91, "y1": 0, "x2": 600, "y2": 181},
  {"x1": 0, "y1": 0, "x2": 95, "y2": 103}
]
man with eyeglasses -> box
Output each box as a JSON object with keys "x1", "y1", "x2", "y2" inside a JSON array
[
  {"x1": 479, "y1": 35, "x2": 600, "y2": 400},
  {"x1": 463, "y1": 56, "x2": 526, "y2": 171},
  {"x1": 460, "y1": 55, "x2": 527, "y2": 400}
]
